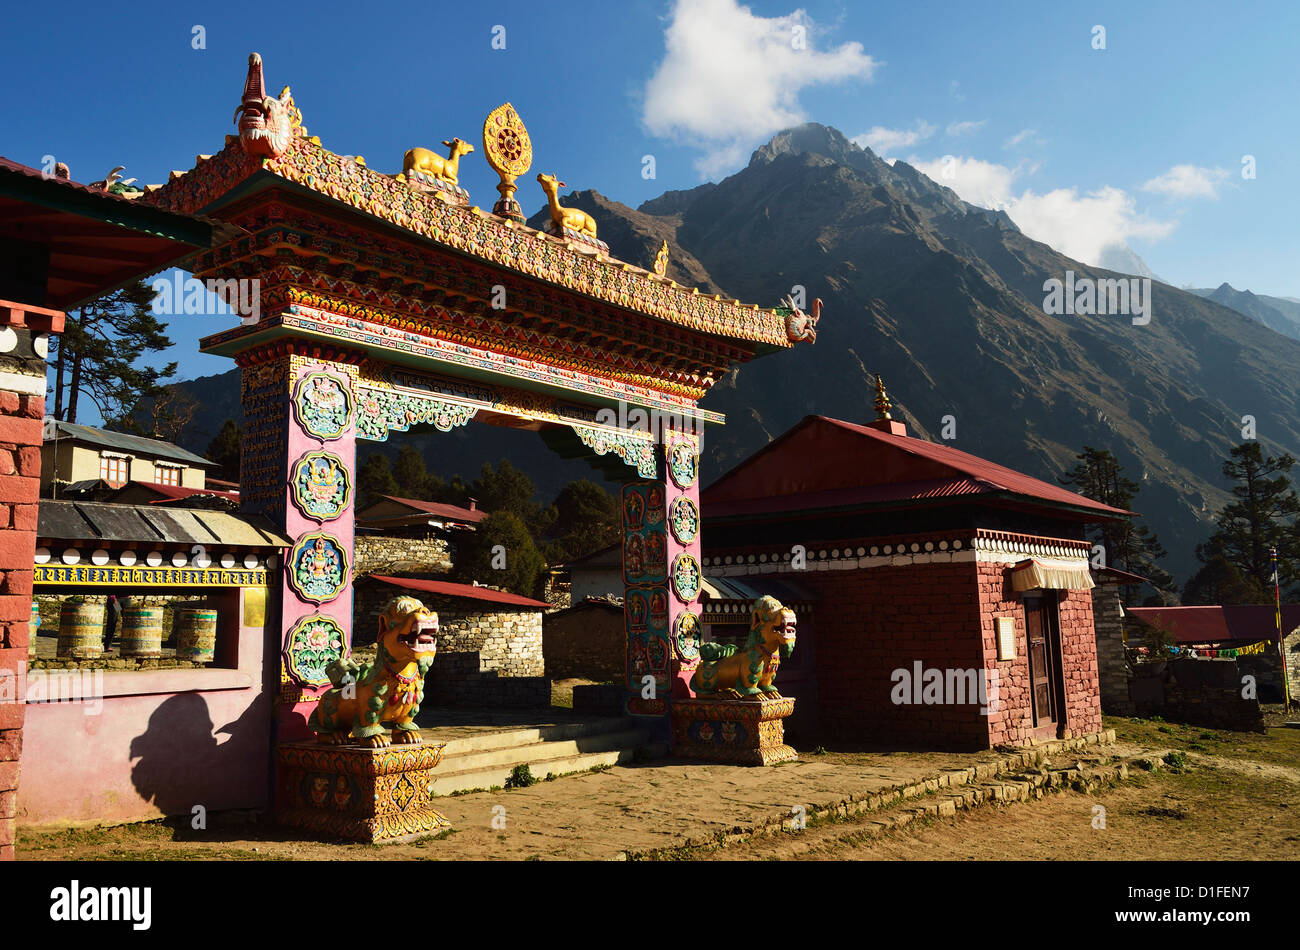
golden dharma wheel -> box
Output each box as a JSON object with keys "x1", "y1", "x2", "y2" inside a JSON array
[{"x1": 482, "y1": 103, "x2": 532, "y2": 180}]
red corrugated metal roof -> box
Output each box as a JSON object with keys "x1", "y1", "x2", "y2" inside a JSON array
[
  {"x1": 818, "y1": 417, "x2": 1131, "y2": 515},
  {"x1": 370, "y1": 574, "x2": 549, "y2": 609},
  {"x1": 1128, "y1": 605, "x2": 1300, "y2": 644},
  {"x1": 703, "y1": 415, "x2": 1131, "y2": 520},
  {"x1": 374, "y1": 495, "x2": 487, "y2": 523}
]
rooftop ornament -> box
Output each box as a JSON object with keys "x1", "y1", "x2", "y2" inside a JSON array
[
  {"x1": 873, "y1": 373, "x2": 894, "y2": 420},
  {"x1": 482, "y1": 102, "x2": 532, "y2": 223}
]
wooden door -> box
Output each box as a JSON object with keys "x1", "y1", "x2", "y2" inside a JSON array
[{"x1": 1024, "y1": 596, "x2": 1057, "y2": 727}]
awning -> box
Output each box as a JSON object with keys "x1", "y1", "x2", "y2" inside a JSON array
[{"x1": 1010, "y1": 558, "x2": 1095, "y2": 592}]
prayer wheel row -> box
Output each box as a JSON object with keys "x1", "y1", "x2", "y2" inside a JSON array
[{"x1": 50, "y1": 598, "x2": 216, "y2": 661}]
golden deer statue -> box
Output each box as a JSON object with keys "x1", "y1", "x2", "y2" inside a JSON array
[
  {"x1": 403, "y1": 137, "x2": 474, "y2": 187},
  {"x1": 537, "y1": 172, "x2": 597, "y2": 238}
]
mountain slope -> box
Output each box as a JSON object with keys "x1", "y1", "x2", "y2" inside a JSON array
[
  {"x1": 1189, "y1": 283, "x2": 1300, "y2": 342},
  {"x1": 169, "y1": 124, "x2": 1300, "y2": 586}
]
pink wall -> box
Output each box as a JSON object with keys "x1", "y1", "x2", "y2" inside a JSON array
[{"x1": 18, "y1": 586, "x2": 275, "y2": 826}]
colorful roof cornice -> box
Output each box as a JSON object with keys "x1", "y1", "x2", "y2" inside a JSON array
[{"x1": 141, "y1": 53, "x2": 807, "y2": 351}]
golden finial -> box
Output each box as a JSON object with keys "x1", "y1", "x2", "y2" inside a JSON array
[
  {"x1": 653, "y1": 240, "x2": 669, "y2": 277},
  {"x1": 873, "y1": 374, "x2": 894, "y2": 421},
  {"x1": 482, "y1": 103, "x2": 532, "y2": 222}
]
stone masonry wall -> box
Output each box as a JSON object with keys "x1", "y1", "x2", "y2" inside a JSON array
[
  {"x1": 0, "y1": 389, "x2": 45, "y2": 860},
  {"x1": 1091, "y1": 585, "x2": 1134, "y2": 714},
  {"x1": 352, "y1": 535, "x2": 451, "y2": 575},
  {"x1": 543, "y1": 602, "x2": 624, "y2": 681}
]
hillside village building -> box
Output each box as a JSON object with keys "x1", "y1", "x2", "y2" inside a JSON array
[{"x1": 41, "y1": 420, "x2": 216, "y2": 495}]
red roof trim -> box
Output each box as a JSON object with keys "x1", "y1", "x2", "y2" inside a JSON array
[
  {"x1": 704, "y1": 415, "x2": 1132, "y2": 519},
  {"x1": 373, "y1": 495, "x2": 486, "y2": 523},
  {"x1": 370, "y1": 574, "x2": 549, "y2": 609}
]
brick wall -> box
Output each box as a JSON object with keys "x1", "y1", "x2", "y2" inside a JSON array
[
  {"x1": 353, "y1": 578, "x2": 546, "y2": 707},
  {"x1": 0, "y1": 390, "x2": 45, "y2": 860},
  {"x1": 976, "y1": 563, "x2": 1102, "y2": 745},
  {"x1": 797, "y1": 561, "x2": 992, "y2": 750},
  {"x1": 543, "y1": 602, "x2": 624, "y2": 681}
]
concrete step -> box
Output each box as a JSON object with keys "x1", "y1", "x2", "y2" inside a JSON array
[
  {"x1": 437, "y1": 727, "x2": 653, "y2": 775},
  {"x1": 434, "y1": 717, "x2": 631, "y2": 757},
  {"x1": 430, "y1": 739, "x2": 666, "y2": 796}
]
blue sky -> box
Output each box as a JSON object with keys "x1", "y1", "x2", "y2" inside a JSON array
[{"x1": 4, "y1": 0, "x2": 1296, "y2": 409}]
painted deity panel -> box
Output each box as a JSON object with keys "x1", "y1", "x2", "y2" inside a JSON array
[
  {"x1": 668, "y1": 495, "x2": 699, "y2": 545},
  {"x1": 284, "y1": 614, "x2": 348, "y2": 687},
  {"x1": 291, "y1": 451, "x2": 352, "y2": 521},
  {"x1": 289, "y1": 533, "x2": 350, "y2": 604},
  {"x1": 674, "y1": 610, "x2": 701, "y2": 665},
  {"x1": 294, "y1": 372, "x2": 353, "y2": 440},
  {"x1": 621, "y1": 483, "x2": 667, "y2": 586},
  {"x1": 672, "y1": 553, "x2": 702, "y2": 603},
  {"x1": 668, "y1": 441, "x2": 699, "y2": 489}
]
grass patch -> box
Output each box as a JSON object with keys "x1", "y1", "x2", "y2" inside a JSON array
[{"x1": 505, "y1": 764, "x2": 539, "y2": 789}]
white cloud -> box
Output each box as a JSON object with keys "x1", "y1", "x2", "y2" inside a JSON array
[
  {"x1": 910, "y1": 155, "x2": 1017, "y2": 209},
  {"x1": 946, "y1": 119, "x2": 986, "y2": 137},
  {"x1": 908, "y1": 155, "x2": 1175, "y2": 266},
  {"x1": 1004, "y1": 128, "x2": 1041, "y2": 148},
  {"x1": 642, "y1": 0, "x2": 879, "y2": 178},
  {"x1": 852, "y1": 121, "x2": 935, "y2": 155},
  {"x1": 1141, "y1": 164, "x2": 1229, "y2": 199},
  {"x1": 949, "y1": 79, "x2": 965, "y2": 102}
]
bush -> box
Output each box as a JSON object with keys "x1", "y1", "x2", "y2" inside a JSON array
[{"x1": 505, "y1": 764, "x2": 539, "y2": 789}]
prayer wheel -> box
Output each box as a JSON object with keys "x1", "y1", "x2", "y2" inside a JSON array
[
  {"x1": 57, "y1": 598, "x2": 105, "y2": 659},
  {"x1": 120, "y1": 606, "x2": 165, "y2": 657},
  {"x1": 29, "y1": 600, "x2": 40, "y2": 655},
  {"x1": 176, "y1": 608, "x2": 218, "y2": 662}
]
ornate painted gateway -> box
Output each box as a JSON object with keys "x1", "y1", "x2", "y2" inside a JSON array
[{"x1": 142, "y1": 53, "x2": 816, "y2": 743}]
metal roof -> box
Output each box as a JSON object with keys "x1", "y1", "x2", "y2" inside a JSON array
[
  {"x1": 37, "y1": 499, "x2": 290, "y2": 548},
  {"x1": 701, "y1": 575, "x2": 817, "y2": 604},
  {"x1": 1127, "y1": 605, "x2": 1300, "y2": 644},
  {"x1": 370, "y1": 574, "x2": 549, "y2": 609},
  {"x1": 46, "y1": 420, "x2": 214, "y2": 468}
]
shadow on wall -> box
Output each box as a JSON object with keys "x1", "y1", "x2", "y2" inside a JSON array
[{"x1": 128, "y1": 692, "x2": 271, "y2": 817}]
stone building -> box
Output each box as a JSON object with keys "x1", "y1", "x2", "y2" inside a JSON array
[
  {"x1": 353, "y1": 494, "x2": 485, "y2": 575},
  {"x1": 353, "y1": 574, "x2": 549, "y2": 707},
  {"x1": 700, "y1": 407, "x2": 1131, "y2": 750},
  {"x1": 543, "y1": 596, "x2": 624, "y2": 682}
]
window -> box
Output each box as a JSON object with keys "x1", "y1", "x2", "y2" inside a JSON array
[
  {"x1": 100, "y1": 455, "x2": 128, "y2": 488},
  {"x1": 155, "y1": 465, "x2": 181, "y2": 486}
]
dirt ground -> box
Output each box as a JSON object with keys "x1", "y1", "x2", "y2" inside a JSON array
[{"x1": 16, "y1": 716, "x2": 1300, "y2": 861}]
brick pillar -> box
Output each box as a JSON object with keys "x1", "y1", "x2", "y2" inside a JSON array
[
  {"x1": 0, "y1": 300, "x2": 63, "y2": 860},
  {"x1": 622, "y1": 429, "x2": 702, "y2": 745},
  {"x1": 1091, "y1": 584, "x2": 1133, "y2": 715},
  {"x1": 239, "y1": 350, "x2": 356, "y2": 741}
]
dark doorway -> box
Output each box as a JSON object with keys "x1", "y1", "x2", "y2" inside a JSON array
[{"x1": 1024, "y1": 593, "x2": 1064, "y2": 733}]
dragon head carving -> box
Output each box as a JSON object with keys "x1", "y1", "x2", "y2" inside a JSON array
[{"x1": 233, "y1": 53, "x2": 299, "y2": 158}]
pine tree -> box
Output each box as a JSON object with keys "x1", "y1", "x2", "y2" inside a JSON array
[
  {"x1": 205, "y1": 419, "x2": 242, "y2": 483},
  {"x1": 391, "y1": 445, "x2": 446, "y2": 500},
  {"x1": 452, "y1": 511, "x2": 547, "y2": 597},
  {"x1": 545, "y1": 479, "x2": 619, "y2": 562},
  {"x1": 466, "y1": 459, "x2": 556, "y2": 539},
  {"x1": 356, "y1": 453, "x2": 400, "y2": 508},
  {"x1": 1198, "y1": 442, "x2": 1300, "y2": 594},
  {"x1": 51, "y1": 279, "x2": 177, "y2": 426},
  {"x1": 1059, "y1": 446, "x2": 1174, "y2": 596}
]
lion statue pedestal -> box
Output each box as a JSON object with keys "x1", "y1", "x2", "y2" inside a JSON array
[
  {"x1": 276, "y1": 596, "x2": 451, "y2": 843},
  {"x1": 671, "y1": 695, "x2": 797, "y2": 766},
  {"x1": 671, "y1": 595, "x2": 799, "y2": 766},
  {"x1": 275, "y1": 740, "x2": 451, "y2": 844}
]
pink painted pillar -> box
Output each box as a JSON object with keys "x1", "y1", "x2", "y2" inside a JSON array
[
  {"x1": 622, "y1": 428, "x2": 703, "y2": 744},
  {"x1": 239, "y1": 353, "x2": 355, "y2": 740}
]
